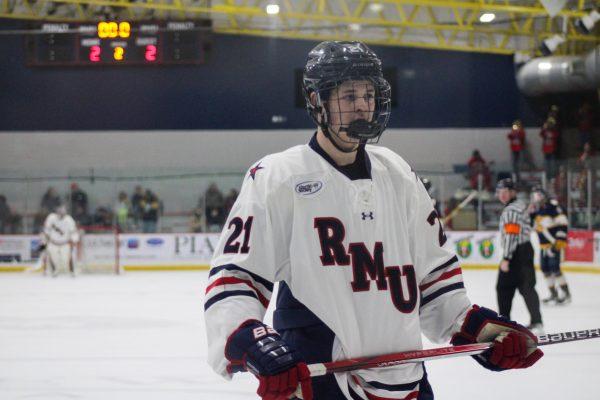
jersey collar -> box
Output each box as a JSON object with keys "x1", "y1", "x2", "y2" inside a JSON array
[{"x1": 308, "y1": 133, "x2": 372, "y2": 181}]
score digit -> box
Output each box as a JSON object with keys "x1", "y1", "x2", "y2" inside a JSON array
[
  {"x1": 119, "y1": 22, "x2": 131, "y2": 38},
  {"x1": 145, "y1": 45, "x2": 157, "y2": 62},
  {"x1": 98, "y1": 22, "x2": 108, "y2": 39},
  {"x1": 113, "y1": 46, "x2": 125, "y2": 61},
  {"x1": 89, "y1": 45, "x2": 101, "y2": 62},
  {"x1": 108, "y1": 22, "x2": 118, "y2": 38}
]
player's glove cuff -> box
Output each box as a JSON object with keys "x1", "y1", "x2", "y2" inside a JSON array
[{"x1": 451, "y1": 305, "x2": 543, "y2": 372}]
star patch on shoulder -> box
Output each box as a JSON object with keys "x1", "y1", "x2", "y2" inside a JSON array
[{"x1": 249, "y1": 162, "x2": 264, "y2": 180}]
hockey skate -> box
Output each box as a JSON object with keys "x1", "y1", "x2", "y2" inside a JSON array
[
  {"x1": 557, "y1": 294, "x2": 572, "y2": 305},
  {"x1": 542, "y1": 287, "x2": 560, "y2": 305},
  {"x1": 542, "y1": 294, "x2": 560, "y2": 305}
]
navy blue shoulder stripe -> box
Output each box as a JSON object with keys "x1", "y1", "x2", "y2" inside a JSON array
[
  {"x1": 204, "y1": 290, "x2": 259, "y2": 311},
  {"x1": 366, "y1": 379, "x2": 420, "y2": 391},
  {"x1": 428, "y1": 255, "x2": 458, "y2": 275},
  {"x1": 421, "y1": 282, "x2": 465, "y2": 307},
  {"x1": 209, "y1": 264, "x2": 274, "y2": 291}
]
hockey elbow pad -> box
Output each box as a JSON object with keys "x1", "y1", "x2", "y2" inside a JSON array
[
  {"x1": 450, "y1": 305, "x2": 543, "y2": 372},
  {"x1": 225, "y1": 320, "x2": 313, "y2": 400}
]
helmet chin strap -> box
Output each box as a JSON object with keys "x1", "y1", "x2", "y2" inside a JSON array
[
  {"x1": 325, "y1": 127, "x2": 360, "y2": 153},
  {"x1": 317, "y1": 105, "x2": 360, "y2": 154}
]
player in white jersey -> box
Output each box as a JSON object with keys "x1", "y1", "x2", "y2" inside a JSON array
[
  {"x1": 42, "y1": 204, "x2": 80, "y2": 277},
  {"x1": 204, "y1": 41, "x2": 543, "y2": 400}
]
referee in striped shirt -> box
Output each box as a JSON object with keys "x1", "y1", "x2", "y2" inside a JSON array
[{"x1": 496, "y1": 178, "x2": 543, "y2": 333}]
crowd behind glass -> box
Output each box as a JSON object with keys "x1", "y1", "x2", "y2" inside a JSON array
[{"x1": 0, "y1": 102, "x2": 598, "y2": 234}]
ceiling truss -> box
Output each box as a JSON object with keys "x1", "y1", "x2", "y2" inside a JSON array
[{"x1": 0, "y1": 0, "x2": 598, "y2": 55}]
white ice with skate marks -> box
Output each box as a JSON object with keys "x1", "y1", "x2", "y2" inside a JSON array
[{"x1": 0, "y1": 270, "x2": 599, "y2": 400}]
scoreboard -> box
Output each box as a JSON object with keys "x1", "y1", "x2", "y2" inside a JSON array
[{"x1": 26, "y1": 20, "x2": 211, "y2": 66}]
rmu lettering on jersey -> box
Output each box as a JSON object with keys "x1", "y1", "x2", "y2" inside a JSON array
[{"x1": 314, "y1": 217, "x2": 418, "y2": 313}]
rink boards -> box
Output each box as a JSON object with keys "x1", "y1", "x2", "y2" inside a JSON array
[{"x1": 1, "y1": 231, "x2": 599, "y2": 273}]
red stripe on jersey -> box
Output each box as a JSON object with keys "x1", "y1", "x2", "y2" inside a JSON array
[
  {"x1": 206, "y1": 277, "x2": 269, "y2": 308},
  {"x1": 419, "y1": 267, "x2": 462, "y2": 291},
  {"x1": 352, "y1": 376, "x2": 420, "y2": 400}
]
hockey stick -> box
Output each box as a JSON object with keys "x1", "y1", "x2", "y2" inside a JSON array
[
  {"x1": 306, "y1": 328, "x2": 600, "y2": 376},
  {"x1": 442, "y1": 190, "x2": 478, "y2": 224}
]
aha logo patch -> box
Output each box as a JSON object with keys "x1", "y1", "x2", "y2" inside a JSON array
[
  {"x1": 455, "y1": 238, "x2": 472, "y2": 259},
  {"x1": 479, "y1": 238, "x2": 495, "y2": 259},
  {"x1": 295, "y1": 181, "x2": 323, "y2": 196}
]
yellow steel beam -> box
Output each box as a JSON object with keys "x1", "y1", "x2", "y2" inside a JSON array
[
  {"x1": 0, "y1": 0, "x2": 597, "y2": 56},
  {"x1": 215, "y1": 25, "x2": 516, "y2": 55}
]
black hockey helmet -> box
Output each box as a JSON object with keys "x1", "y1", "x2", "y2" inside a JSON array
[
  {"x1": 530, "y1": 185, "x2": 548, "y2": 203},
  {"x1": 302, "y1": 41, "x2": 391, "y2": 146},
  {"x1": 496, "y1": 178, "x2": 515, "y2": 191}
]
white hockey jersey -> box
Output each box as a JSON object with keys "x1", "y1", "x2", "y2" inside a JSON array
[
  {"x1": 204, "y1": 136, "x2": 471, "y2": 399},
  {"x1": 43, "y1": 213, "x2": 79, "y2": 246}
]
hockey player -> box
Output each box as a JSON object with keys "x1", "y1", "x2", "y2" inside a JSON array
[
  {"x1": 42, "y1": 204, "x2": 79, "y2": 277},
  {"x1": 204, "y1": 42, "x2": 543, "y2": 400},
  {"x1": 529, "y1": 186, "x2": 571, "y2": 304},
  {"x1": 496, "y1": 179, "x2": 543, "y2": 334}
]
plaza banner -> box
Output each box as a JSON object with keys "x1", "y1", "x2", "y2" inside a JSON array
[{"x1": 3, "y1": 231, "x2": 600, "y2": 272}]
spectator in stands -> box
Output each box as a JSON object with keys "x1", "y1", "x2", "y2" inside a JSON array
[
  {"x1": 548, "y1": 105, "x2": 560, "y2": 128},
  {"x1": 577, "y1": 102, "x2": 594, "y2": 150},
  {"x1": 576, "y1": 142, "x2": 595, "y2": 193},
  {"x1": 0, "y1": 195, "x2": 22, "y2": 234},
  {"x1": 92, "y1": 206, "x2": 113, "y2": 229},
  {"x1": 131, "y1": 185, "x2": 145, "y2": 230},
  {"x1": 190, "y1": 205, "x2": 205, "y2": 233},
  {"x1": 467, "y1": 149, "x2": 491, "y2": 191},
  {"x1": 69, "y1": 183, "x2": 89, "y2": 225},
  {"x1": 553, "y1": 165, "x2": 568, "y2": 208},
  {"x1": 34, "y1": 187, "x2": 62, "y2": 232},
  {"x1": 115, "y1": 191, "x2": 131, "y2": 232},
  {"x1": 224, "y1": 188, "x2": 239, "y2": 216},
  {"x1": 540, "y1": 117, "x2": 560, "y2": 179},
  {"x1": 0, "y1": 195, "x2": 9, "y2": 233},
  {"x1": 41, "y1": 187, "x2": 61, "y2": 214},
  {"x1": 204, "y1": 183, "x2": 225, "y2": 233},
  {"x1": 141, "y1": 189, "x2": 160, "y2": 233},
  {"x1": 507, "y1": 119, "x2": 525, "y2": 181}
]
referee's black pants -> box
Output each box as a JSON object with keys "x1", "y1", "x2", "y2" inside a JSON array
[{"x1": 496, "y1": 242, "x2": 543, "y2": 325}]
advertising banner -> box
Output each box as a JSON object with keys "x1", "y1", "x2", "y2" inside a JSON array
[
  {"x1": 3, "y1": 230, "x2": 600, "y2": 272},
  {"x1": 445, "y1": 231, "x2": 502, "y2": 265},
  {"x1": 0, "y1": 236, "x2": 31, "y2": 262},
  {"x1": 564, "y1": 231, "x2": 594, "y2": 262}
]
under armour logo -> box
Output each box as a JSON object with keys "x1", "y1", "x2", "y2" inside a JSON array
[{"x1": 361, "y1": 212, "x2": 374, "y2": 220}]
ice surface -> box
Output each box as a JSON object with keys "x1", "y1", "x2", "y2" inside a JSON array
[{"x1": 1, "y1": 270, "x2": 599, "y2": 399}]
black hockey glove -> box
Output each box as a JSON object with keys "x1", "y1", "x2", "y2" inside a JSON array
[
  {"x1": 451, "y1": 305, "x2": 543, "y2": 371},
  {"x1": 225, "y1": 320, "x2": 313, "y2": 400}
]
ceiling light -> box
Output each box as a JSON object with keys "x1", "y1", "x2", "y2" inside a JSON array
[
  {"x1": 539, "y1": 34, "x2": 566, "y2": 56},
  {"x1": 574, "y1": 9, "x2": 599, "y2": 35},
  {"x1": 348, "y1": 23, "x2": 361, "y2": 32},
  {"x1": 265, "y1": 4, "x2": 280, "y2": 15},
  {"x1": 368, "y1": 3, "x2": 384, "y2": 13},
  {"x1": 479, "y1": 13, "x2": 496, "y2": 23}
]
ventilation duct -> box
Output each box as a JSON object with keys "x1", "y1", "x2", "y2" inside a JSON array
[{"x1": 516, "y1": 47, "x2": 600, "y2": 96}]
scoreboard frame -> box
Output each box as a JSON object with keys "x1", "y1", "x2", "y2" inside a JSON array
[{"x1": 25, "y1": 20, "x2": 212, "y2": 67}]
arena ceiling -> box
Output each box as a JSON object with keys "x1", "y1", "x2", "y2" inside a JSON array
[{"x1": 1, "y1": 0, "x2": 598, "y2": 55}]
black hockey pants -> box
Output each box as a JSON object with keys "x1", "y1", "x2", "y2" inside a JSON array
[{"x1": 496, "y1": 242, "x2": 543, "y2": 325}]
